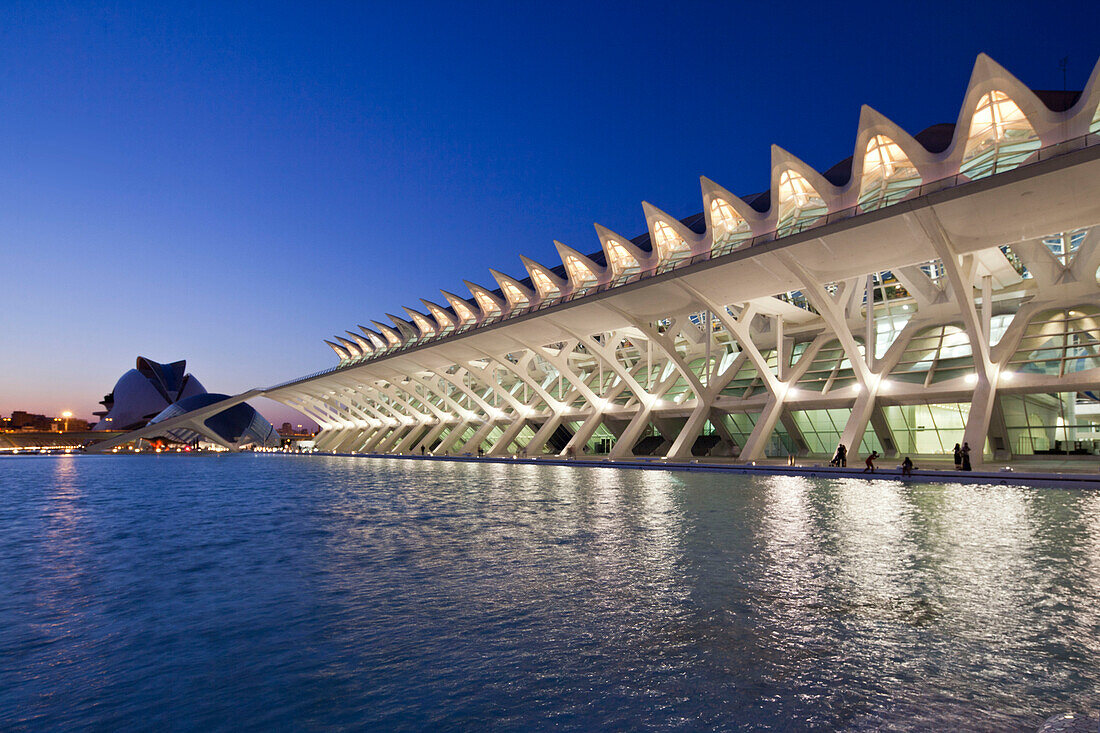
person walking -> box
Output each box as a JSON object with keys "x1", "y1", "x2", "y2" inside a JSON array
[
  {"x1": 961, "y1": 442, "x2": 972, "y2": 471},
  {"x1": 953, "y1": 443, "x2": 963, "y2": 470},
  {"x1": 863, "y1": 450, "x2": 879, "y2": 473}
]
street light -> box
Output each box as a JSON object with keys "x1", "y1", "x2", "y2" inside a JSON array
[{"x1": 61, "y1": 411, "x2": 72, "y2": 432}]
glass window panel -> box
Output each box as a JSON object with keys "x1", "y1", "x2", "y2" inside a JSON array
[
  {"x1": 653, "y1": 220, "x2": 692, "y2": 263},
  {"x1": 605, "y1": 239, "x2": 641, "y2": 276},
  {"x1": 776, "y1": 170, "x2": 828, "y2": 235},
  {"x1": 709, "y1": 198, "x2": 753, "y2": 255},
  {"x1": 411, "y1": 314, "x2": 435, "y2": 336},
  {"x1": 500, "y1": 281, "x2": 529, "y2": 308},
  {"x1": 564, "y1": 255, "x2": 598, "y2": 289},
  {"x1": 1000, "y1": 392, "x2": 1100, "y2": 456},
  {"x1": 960, "y1": 91, "x2": 1039, "y2": 180},
  {"x1": 1010, "y1": 306, "x2": 1100, "y2": 377},
  {"x1": 473, "y1": 290, "x2": 501, "y2": 317},
  {"x1": 529, "y1": 268, "x2": 561, "y2": 299},
  {"x1": 451, "y1": 300, "x2": 476, "y2": 324},
  {"x1": 1042, "y1": 229, "x2": 1087, "y2": 266},
  {"x1": 884, "y1": 403, "x2": 971, "y2": 456},
  {"x1": 858, "y1": 135, "x2": 922, "y2": 212}
]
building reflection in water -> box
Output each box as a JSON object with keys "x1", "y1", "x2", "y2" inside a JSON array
[
  {"x1": 830, "y1": 477, "x2": 920, "y2": 621},
  {"x1": 9, "y1": 456, "x2": 1100, "y2": 729}
]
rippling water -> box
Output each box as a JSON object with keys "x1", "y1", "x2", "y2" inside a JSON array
[{"x1": 1, "y1": 455, "x2": 1098, "y2": 731}]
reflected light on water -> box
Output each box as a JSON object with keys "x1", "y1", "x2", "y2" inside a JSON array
[
  {"x1": 2, "y1": 455, "x2": 1099, "y2": 730},
  {"x1": 759, "y1": 474, "x2": 819, "y2": 603},
  {"x1": 832, "y1": 478, "x2": 919, "y2": 620}
]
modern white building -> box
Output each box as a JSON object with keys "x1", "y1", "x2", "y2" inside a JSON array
[{"x1": 261, "y1": 54, "x2": 1100, "y2": 468}]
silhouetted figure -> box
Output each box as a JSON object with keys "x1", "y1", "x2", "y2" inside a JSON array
[
  {"x1": 863, "y1": 450, "x2": 879, "y2": 473},
  {"x1": 421, "y1": 445, "x2": 426, "y2": 455},
  {"x1": 961, "y1": 442, "x2": 972, "y2": 471},
  {"x1": 830, "y1": 443, "x2": 847, "y2": 467},
  {"x1": 953, "y1": 443, "x2": 962, "y2": 470},
  {"x1": 901, "y1": 456, "x2": 913, "y2": 477}
]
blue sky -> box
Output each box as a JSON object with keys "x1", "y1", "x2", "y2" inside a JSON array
[{"x1": 1, "y1": 0, "x2": 1097, "y2": 427}]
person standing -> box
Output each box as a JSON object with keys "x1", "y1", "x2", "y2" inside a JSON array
[
  {"x1": 953, "y1": 443, "x2": 963, "y2": 470},
  {"x1": 863, "y1": 450, "x2": 879, "y2": 473},
  {"x1": 961, "y1": 442, "x2": 972, "y2": 471},
  {"x1": 831, "y1": 443, "x2": 847, "y2": 467},
  {"x1": 901, "y1": 456, "x2": 913, "y2": 477}
]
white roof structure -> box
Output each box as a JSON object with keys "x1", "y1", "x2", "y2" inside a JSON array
[{"x1": 258, "y1": 54, "x2": 1100, "y2": 466}]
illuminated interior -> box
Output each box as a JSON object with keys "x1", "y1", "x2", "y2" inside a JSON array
[
  {"x1": 564, "y1": 254, "x2": 598, "y2": 291},
  {"x1": 528, "y1": 267, "x2": 561, "y2": 299},
  {"x1": 708, "y1": 198, "x2": 752, "y2": 255},
  {"x1": 450, "y1": 298, "x2": 477, "y2": 325},
  {"x1": 473, "y1": 289, "x2": 502, "y2": 318},
  {"x1": 652, "y1": 220, "x2": 692, "y2": 263},
  {"x1": 499, "y1": 280, "x2": 530, "y2": 309},
  {"x1": 857, "y1": 135, "x2": 922, "y2": 212},
  {"x1": 776, "y1": 170, "x2": 827, "y2": 235},
  {"x1": 605, "y1": 239, "x2": 641, "y2": 276},
  {"x1": 380, "y1": 327, "x2": 401, "y2": 346},
  {"x1": 411, "y1": 313, "x2": 435, "y2": 337},
  {"x1": 960, "y1": 90, "x2": 1040, "y2": 180},
  {"x1": 1009, "y1": 306, "x2": 1100, "y2": 376}
]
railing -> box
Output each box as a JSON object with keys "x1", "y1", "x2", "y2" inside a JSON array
[{"x1": 267, "y1": 130, "x2": 1100, "y2": 391}]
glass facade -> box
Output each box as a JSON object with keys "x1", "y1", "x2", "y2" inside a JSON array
[
  {"x1": 563, "y1": 254, "x2": 598, "y2": 292},
  {"x1": 882, "y1": 403, "x2": 972, "y2": 456},
  {"x1": 709, "y1": 198, "x2": 753, "y2": 255},
  {"x1": 1000, "y1": 392, "x2": 1100, "y2": 456},
  {"x1": 776, "y1": 170, "x2": 827, "y2": 236},
  {"x1": 720, "y1": 349, "x2": 776, "y2": 398},
  {"x1": 1042, "y1": 230, "x2": 1087, "y2": 265},
  {"x1": 499, "y1": 280, "x2": 530, "y2": 309},
  {"x1": 891, "y1": 325, "x2": 972, "y2": 385},
  {"x1": 794, "y1": 339, "x2": 864, "y2": 393},
  {"x1": 1009, "y1": 306, "x2": 1100, "y2": 376},
  {"x1": 717, "y1": 411, "x2": 797, "y2": 458},
  {"x1": 960, "y1": 91, "x2": 1040, "y2": 180},
  {"x1": 858, "y1": 135, "x2": 922, "y2": 212},
  {"x1": 605, "y1": 239, "x2": 641, "y2": 286},
  {"x1": 529, "y1": 267, "x2": 561, "y2": 299},
  {"x1": 787, "y1": 408, "x2": 882, "y2": 456},
  {"x1": 652, "y1": 220, "x2": 692, "y2": 264},
  {"x1": 473, "y1": 290, "x2": 502, "y2": 318}
]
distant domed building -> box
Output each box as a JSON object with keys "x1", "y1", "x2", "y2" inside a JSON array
[
  {"x1": 94, "y1": 357, "x2": 206, "y2": 431},
  {"x1": 93, "y1": 357, "x2": 279, "y2": 449}
]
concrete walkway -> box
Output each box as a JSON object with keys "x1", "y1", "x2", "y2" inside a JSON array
[{"x1": 317, "y1": 451, "x2": 1100, "y2": 490}]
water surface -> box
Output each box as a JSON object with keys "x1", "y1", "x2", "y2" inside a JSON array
[{"x1": 1, "y1": 454, "x2": 1098, "y2": 730}]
